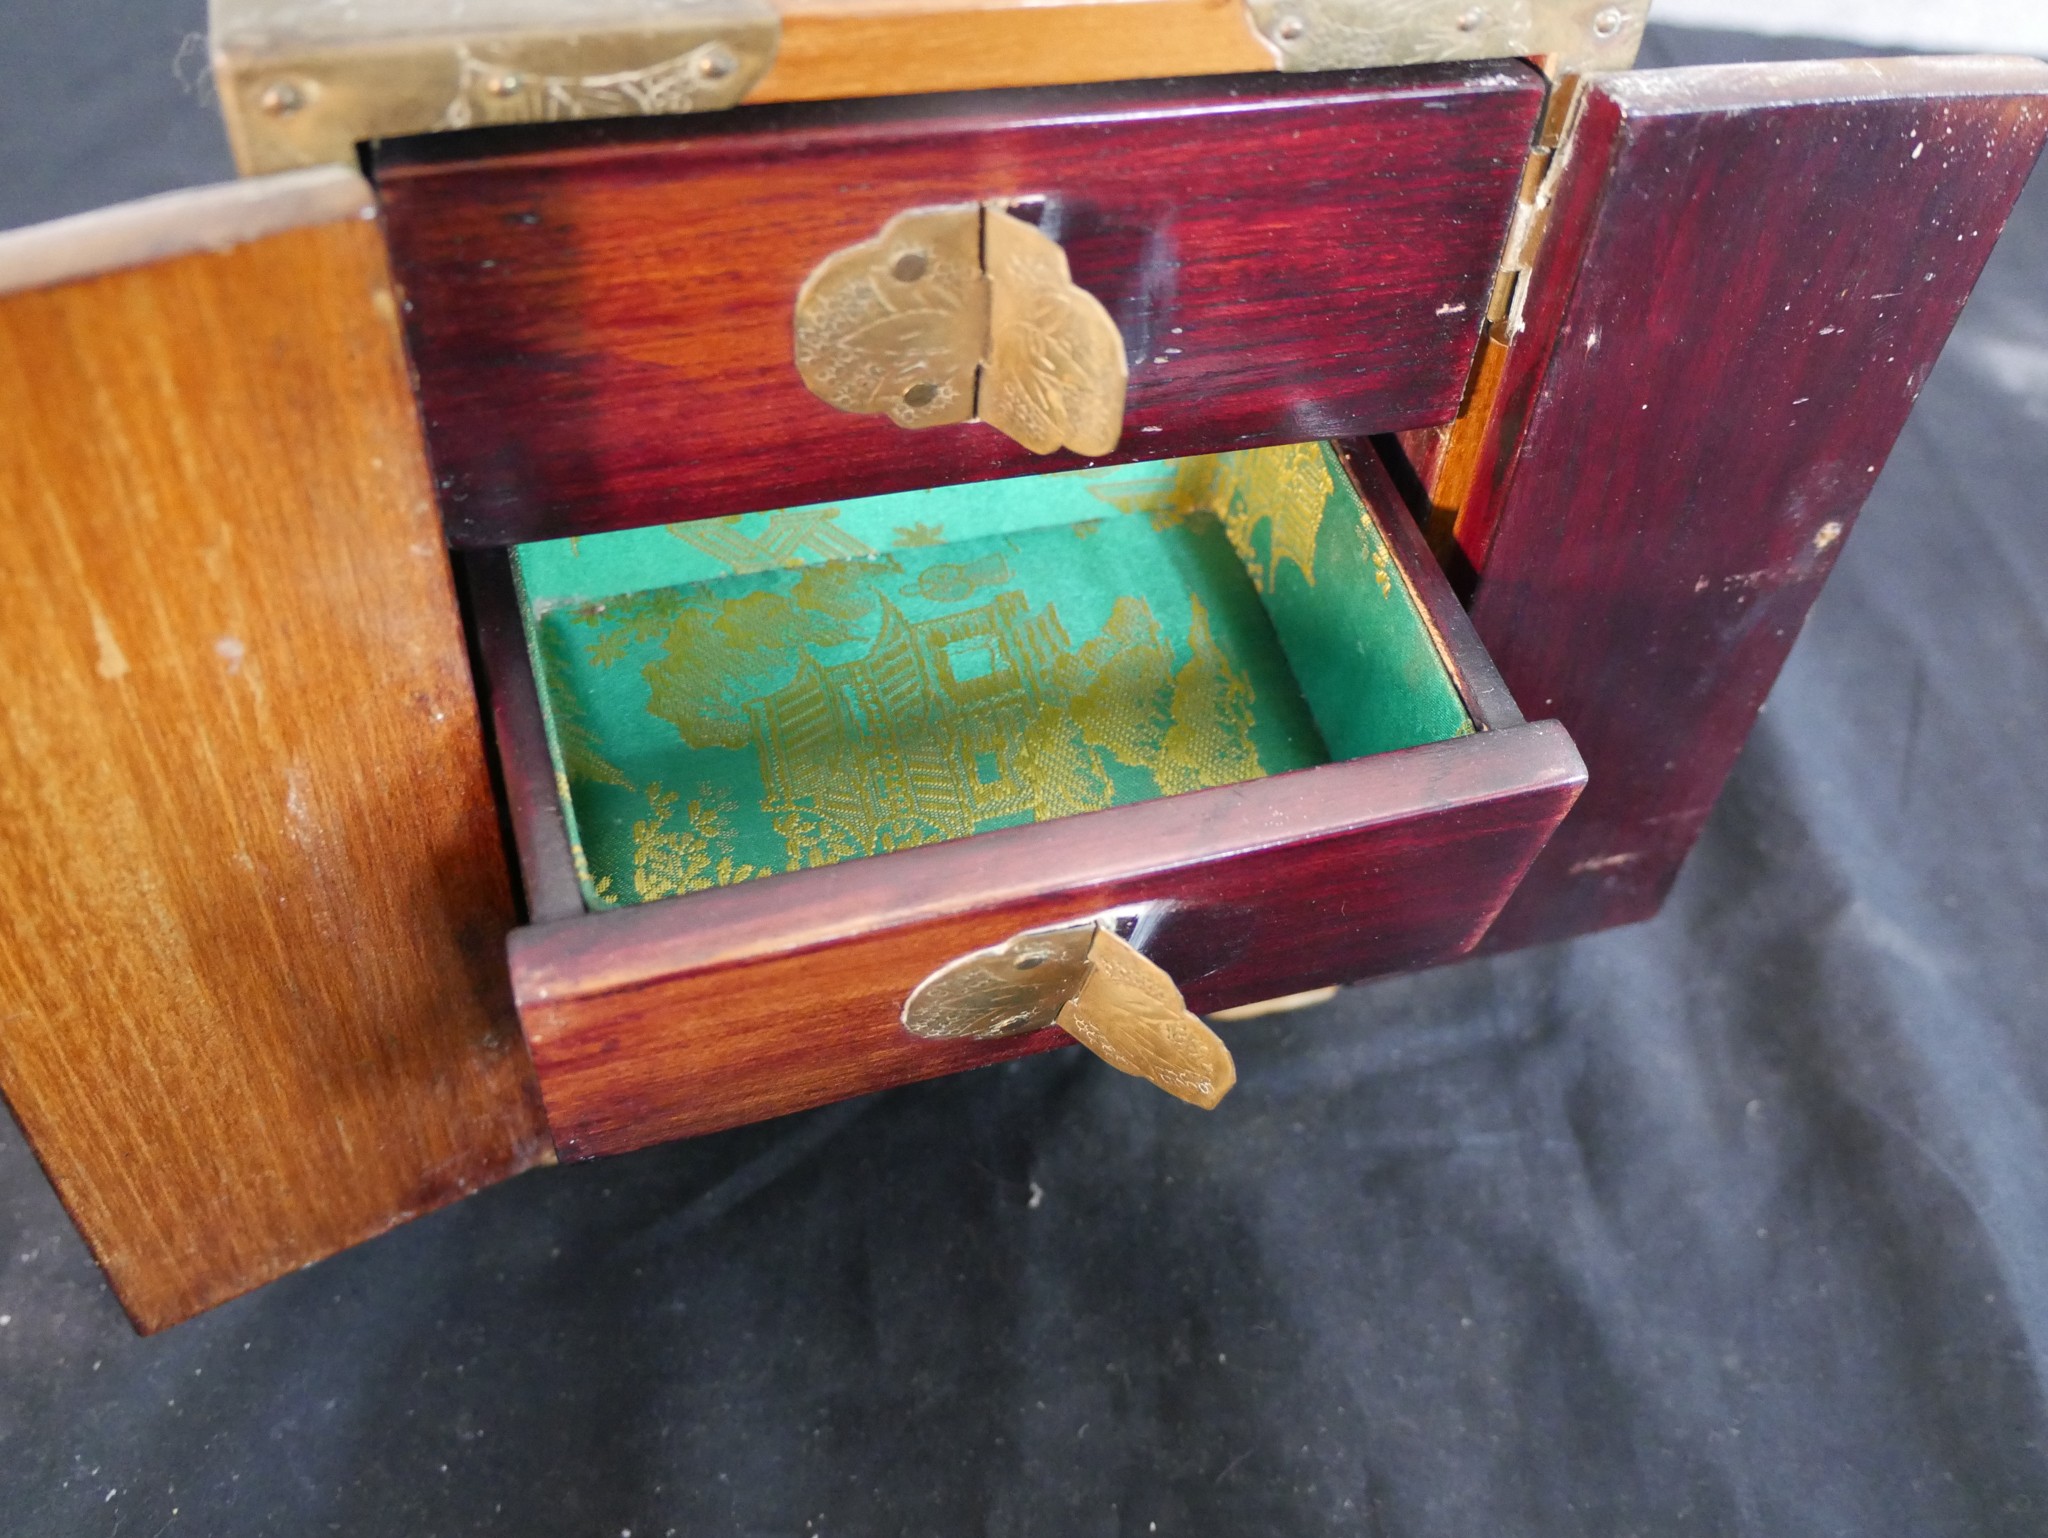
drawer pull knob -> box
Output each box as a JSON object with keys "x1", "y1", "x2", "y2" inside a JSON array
[
  {"x1": 794, "y1": 202, "x2": 1128, "y2": 459},
  {"x1": 903, "y1": 921, "x2": 1235, "y2": 1109}
]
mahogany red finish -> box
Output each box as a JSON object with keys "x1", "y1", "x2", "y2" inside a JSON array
[
  {"x1": 466, "y1": 550, "x2": 587, "y2": 925},
  {"x1": 1442, "y1": 57, "x2": 2048, "y2": 949},
  {"x1": 512, "y1": 722, "x2": 1584, "y2": 1158},
  {"x1": 374, "y1": 64, "x2": 1547, "y2": 546}
]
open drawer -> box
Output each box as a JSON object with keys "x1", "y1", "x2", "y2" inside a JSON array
[{"x1": 473, "y1": 440, "x2": 1584, "y2": 1158}]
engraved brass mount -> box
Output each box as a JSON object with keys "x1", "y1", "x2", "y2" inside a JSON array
[
  {"x1": 793, "y1": 202, "x2": 1130, "y2": 459},
  {"x1": 904, "y1": 916, "x2": 1237, "y2": 1109},
  {"x1": 1244, "y1": 0, "x2": 1645, "y2": 75},
  {"x1": 211, "y1": 0, "x2": 780, "y2": 174}
]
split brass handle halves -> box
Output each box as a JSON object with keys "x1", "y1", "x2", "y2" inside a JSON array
[
  {"x1": 792, "y1": 202, "x2": 1129, "y2": 459},
  {"x1": 902, "y1": 919, "x2": 1235, "y2": 1109}
]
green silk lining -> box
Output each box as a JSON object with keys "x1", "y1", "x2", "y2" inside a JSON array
[{"x1": 515, "y1": 443, "x2": 1472, "y2": 910}]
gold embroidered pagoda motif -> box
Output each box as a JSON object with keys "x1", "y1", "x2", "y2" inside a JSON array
[{"x1": 514, "y1": 443, "x2": 1474, "y2": 910}]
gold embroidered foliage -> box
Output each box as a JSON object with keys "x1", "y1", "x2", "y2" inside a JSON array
[
  {"x1": 630, "y1": 783, "x2": 758, "y2": 903},
  {"x1": 1156, "y1": 597, "x2": 1263, "y2": 795},
  {"x1": 1161, "y1": 442, "x2": 1335, "y2": 592}
]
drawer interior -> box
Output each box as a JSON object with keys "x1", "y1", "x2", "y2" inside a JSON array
[{"x1": 509, "y1": 443, "x2": 1476, "y2": 913}]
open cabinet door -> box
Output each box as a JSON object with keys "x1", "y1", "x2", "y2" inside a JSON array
[{"x1": 0, "y1": 168, "x2": 552, "y2": 1332}]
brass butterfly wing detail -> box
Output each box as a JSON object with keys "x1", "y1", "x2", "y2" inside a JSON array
[
  {"x1": 979, "y1": 207, "x2": 1130, "y2": 458},
  {"x1": 792, "y1": 205, "x2": 986, "y2": 431}
]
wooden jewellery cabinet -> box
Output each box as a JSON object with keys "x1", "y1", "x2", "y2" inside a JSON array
[{"x1": 3, "y1": 0, "x2": 2045, "y2": 1330}]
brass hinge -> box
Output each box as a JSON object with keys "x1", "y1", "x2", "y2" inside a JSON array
[
  {"x1": 793, "y1": 202, "x2": 1129, "y2": 459},
  {"x1": 1244, "y1": 0, "x2": 1645, "y2": 77},
  {"x1": 211, "y1": 0, "x2": 780, "y2": 175}
]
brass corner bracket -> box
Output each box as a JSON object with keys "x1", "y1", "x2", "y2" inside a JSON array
[
  {"x1": 792, "y1": 202, "x2": 1129, "y2": 460},
  {"x1": 210, "y1": 0, "x2": 779, "y2": 175},
  {"x1": 903, "y1": 918, "x2": 1236, "y2": 1109},
  {"x1": 1244, "y1": 0, "x2": 1646, "y2": 77}
]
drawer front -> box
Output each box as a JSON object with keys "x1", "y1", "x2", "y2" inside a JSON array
[
  {"x1": 512, "y1": 721, "x2": 1581, "y2": 1157},
  {"x1": 479, "y1": 445, "x2": 1584, "y2": 1158},
  {"x1": 376, "y1": 64, "x2": 1546, "y2": 546}
]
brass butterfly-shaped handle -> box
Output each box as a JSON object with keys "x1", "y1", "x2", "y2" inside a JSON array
[
  {"x1": 792, "y1": 202, "x2": 1129, "y2": 459},
  {"x1": 903, "y1": 919, "x2": 1235, "y2": 1109}
]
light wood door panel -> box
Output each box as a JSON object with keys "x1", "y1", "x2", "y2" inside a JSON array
[{"x1": 0, "y1": 169, "x2": 551, "y2": 1332}]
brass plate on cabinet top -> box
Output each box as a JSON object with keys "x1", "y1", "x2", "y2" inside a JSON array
[
  {"x1": 793, "y1": 202, "x2": 1128, "y2": 457},
  {"x1": 1244, "y1": 0, "x2": 1645, "y2": 77},
  {"x1": 211, "y1": 0, "x2": 779, "y2": 174},
  {"x1": 904, "y1": 920, "x2": 1235, "y2": 1109},
  {"x1": 212, "y1": 0, "x2": 1643, "y2": 178}
]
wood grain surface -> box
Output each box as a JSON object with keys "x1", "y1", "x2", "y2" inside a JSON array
[
  {"x1": 0, "y1": 174, "x2": 551, "y2": 1331},
  {"x1": 1440, "y1": 57, "x2": 2048, "y2": 949},
  {"x1": 755, "y1": 0, "x2": 1275, "y2": 106},
  {"x1": 374, "y1": 64, "x2": 1547, "y2": 546}
]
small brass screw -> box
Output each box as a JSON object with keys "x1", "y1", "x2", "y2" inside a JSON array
[
  {"x1": 258, "y1": 79, "x2": 304, "y2": 116},
  {"x1": 696, "y1": 44, "x2": 738, "y2": 81},
  {"x1": 1275, "y1": 15, "x2": 1307, "y2": 42},
  {"x1": 892, "y1": 251, "x2": 929, "y2": 282},
  {"x1": 1591, "y1": 6, "x2": 1627, "y2": 39},
  {"x1": 1457, "y1": 7, "x2": 1487, "y2": 31}
]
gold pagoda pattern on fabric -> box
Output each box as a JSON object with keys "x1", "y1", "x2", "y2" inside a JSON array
[{"x1": 514, "y1": 442, "x2": 1475, "y2": 910}]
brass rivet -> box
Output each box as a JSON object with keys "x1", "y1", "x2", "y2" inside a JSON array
[
  {"x1": 1592, "y1": 6, "x2": 1627, "y2": 38},
  {"x1": 258, "y1": 80, "x2": 304, "y2": 116},
  {"x1": 1456, "y1": 7, "x2": 1487, "y2": 30},
  {"x1": 903, "y1": 382, "x2": 939, "y2": 409},
  {"x1": 696, "y1": 44, "x2": 738, "y2": 81},
  {"x1": 891, "y1": 251, "x2": 928, "y2": 282},
  {"x1": 1276, "y1": 15, "x2": 1307, "y2": 41},
  {"x1": 484, "y1": 71, "x2": 523, "y2": 98}
]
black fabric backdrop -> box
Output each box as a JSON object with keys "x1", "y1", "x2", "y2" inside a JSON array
[{"x1": 5, "y1": 12, "x2": 2047, "y2": 1536}]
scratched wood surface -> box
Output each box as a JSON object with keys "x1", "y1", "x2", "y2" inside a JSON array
[
  {"x1": 1434, "y1": 56, "x2": 2048, "y2": 949},
  {"x1": 373, "y1": 64, "x2": 1546, "y2": 546},
  {"x1": 0, "y1": 171, "x2": 551, "y2": 1332},
  {"x1": 491, "y1": 451, "x2": 1583, "y2": 1157}
]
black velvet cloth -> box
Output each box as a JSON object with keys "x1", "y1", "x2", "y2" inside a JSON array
[{"x1": 5, "y1": 15, "x2": 2047, "y2": 1535}]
